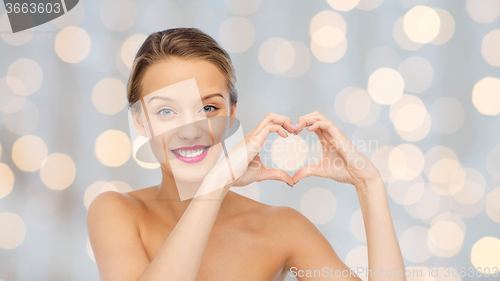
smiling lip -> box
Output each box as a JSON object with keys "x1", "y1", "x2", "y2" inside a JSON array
[{"x1": 171, "y1": 145, "x2": 211, "y2": 164}]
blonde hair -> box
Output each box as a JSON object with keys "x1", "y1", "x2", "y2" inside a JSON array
[{"x1": 127, "y1": 28, "x2": 237, "y2": 109}]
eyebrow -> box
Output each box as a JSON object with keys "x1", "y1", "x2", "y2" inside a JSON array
[
  {"x1": 147, "y1": 93, "x2": 225, "y2": 104},
  {"x1": 203, "y1": 93, "x2": 225, "y2": 100}
]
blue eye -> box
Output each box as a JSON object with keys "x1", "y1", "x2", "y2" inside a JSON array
[
  {"x1": 201, "y1": 105, "x2": 219, "y2": 113},
  {"x1": 158, "y1": 108, "x2": 174, "y2": 116}
]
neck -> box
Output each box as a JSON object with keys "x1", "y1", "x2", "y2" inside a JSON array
[{"x1": 152, "y1": 165, "x2": 234, "y2": 223}]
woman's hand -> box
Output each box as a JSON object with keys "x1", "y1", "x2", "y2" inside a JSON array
[
  {"x1": 292, "y1": 111, "x2": 382, "y2": 189},
  {"x1": 209, "y1": 113, "x2": 296, "y2": 189}
]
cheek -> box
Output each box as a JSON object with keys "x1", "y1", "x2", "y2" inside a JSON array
[
  {"x1": 208, "y1": 117, "x2": 230, "y2": 144},
  {"x1": 148, "y1": 117, "x2": 177, "y2": 138},
  {"x1": 148, "y1": 136, "x2": 169, "y2": 163}
]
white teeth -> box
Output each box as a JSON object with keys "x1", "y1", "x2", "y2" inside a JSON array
[{"x1": 175, "y1": 148, "x2": 206, "y2": 158}]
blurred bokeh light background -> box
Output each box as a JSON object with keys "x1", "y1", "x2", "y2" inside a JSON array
[{"x1": 1, "y1": 0, "x2": 500, "y2": 280}]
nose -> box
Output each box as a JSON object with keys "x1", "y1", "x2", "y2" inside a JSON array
[{"x1": 176, "y1": 116, "x2": 205, "y2": 141}]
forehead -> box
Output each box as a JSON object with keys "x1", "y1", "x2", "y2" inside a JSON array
[{"x1": 141, "y1": 57, "x2": 228, "y2": 99}]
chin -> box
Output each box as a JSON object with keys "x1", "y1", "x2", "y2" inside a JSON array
[{"x1": 176, "y1": 161, "x2": 210, "y2": 177}]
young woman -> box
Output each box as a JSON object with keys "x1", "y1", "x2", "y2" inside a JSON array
[{"x1": 86, "y1": 28, "x2": 406, "y2": 281}]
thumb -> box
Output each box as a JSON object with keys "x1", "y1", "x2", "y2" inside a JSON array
[
  {"x1": 259, "y1": 167, "x2": 294, "y2": 187},
  {"x1": 292, "y1": 164, "x2": 322, "y2": 184}
]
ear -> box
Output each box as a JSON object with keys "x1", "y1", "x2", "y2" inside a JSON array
[
  {"x1": 230, "y1": 102, "x2": 237, "y2": 118},
  {"x1": 229, "y1": 102, "x2": 237, "y2": 127},
  {"x1": 131, "y1": 108, "x2": 149, "y2": 138}
]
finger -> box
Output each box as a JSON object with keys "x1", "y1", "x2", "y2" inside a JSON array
[
  {"x1": 223, "y1": 121, "x2": 294, "y2": 183},
  {"x1": 262, "y1": 123, "x2": 288, "y2": 139},
  {"x1": 255, "y1": 113, "x2": 295, "y2": 135},
  {"x1": 246, "y1": 124, "x2": 289, "y2": 158},
  {"x1": 242, "y1": 120, "x2": 296, "y2": 173},
  {"x1": 269, "y1": 115, "x2": 296, "y2": 134},
  {"x1": 292, "y1": 164, "x2": 323, "y2": 184},
  {"x1": 314, "y1": 129, "x2": 331, "y2": 152},
  {"x1": 247, "y1": 153, "x2": 263, "y2": 170},
  {"x1": 315, "y1": 128, "x2": 327, "y2": 142},
  {"x1": 252, "y1": 112, "x2": 277, "y2": 133},
  {"x1": 256, "y1": 123, "x2": 288, "y2": 139},
  {"x1": 309, "y1": 122, "x2": 356, "y2": 161},
  {"x1": 295, "y1": 115, "x2": 324, "y2": 133},
  {"x1": 295, "y1": 112, "x2": 328, "y2": 133},
  {"x1": 307, "y1": 120, "x2": 349, "y2": 145},
  {"x1": 307, "y1": 120, "x2": 331, "y2": 133},
  {"x1": 268, "y1": 113, "x2": 294, "y2": 132},
  {"x1": 259, "y1": 167, "x2": 294, "y2": 187},
  {"x1": 296, "y1": 115, "x2": 346, "y2": 142},
  {"x1": 296, "y1": 111, "x2": 322, "y2": 127},
  {"x1": 295, "y1": 117, "x2": 321, "y2": 134}
]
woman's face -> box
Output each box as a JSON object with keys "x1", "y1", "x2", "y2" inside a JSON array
[{"x1": 135, "y1": 57, "x2": 236, "y2": 189}]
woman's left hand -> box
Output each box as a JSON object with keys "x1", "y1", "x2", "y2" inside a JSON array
[{"x1": 292, "y1": 111, "x2": 382, "y2": 188}]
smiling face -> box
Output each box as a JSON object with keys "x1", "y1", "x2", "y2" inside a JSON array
[{"x1": 132, "y1": 57, "x2": 237, "y2": 191}]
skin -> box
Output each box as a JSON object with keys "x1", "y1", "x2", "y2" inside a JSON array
[{"x1": 87, "y1": 57, "x2": 406, "y2": 281}]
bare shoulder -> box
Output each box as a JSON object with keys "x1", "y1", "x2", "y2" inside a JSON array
[
  {"x1": 86, "y1": 190, "x2": 152, "y2": 281},
  {"x1": 88, "y1": 190, "x2": 135, "y2": 210},
  {"x1": 228, "y1": 191, "x2": 322, "y2": 250},
  {"x1": 86, "y1": 189, "x2": 146, "y2": 227},
  {"x1": 264, "y1": 204, "x2": 311, "y2": 225},
  {"x1": 265, "y1": 205, "x2": 324, "y2": 245},
  {"x1": 228, "y1": 192, "x2": 333, "y2": 270},
  {"x1": 228, "y1": 191, "x2": 321, "y2": 242},
  {"x1": 239, "y1": 193, "x2": 338, "y2": 261}
]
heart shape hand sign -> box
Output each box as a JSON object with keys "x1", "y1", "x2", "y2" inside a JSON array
[{"x1": 229, "y1": 111, "x2": 381, "y2": 189}]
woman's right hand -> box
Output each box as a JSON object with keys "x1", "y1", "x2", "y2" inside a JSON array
[{"x1": 205, "y1": 113, "x2": 296, "y2": 191}]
